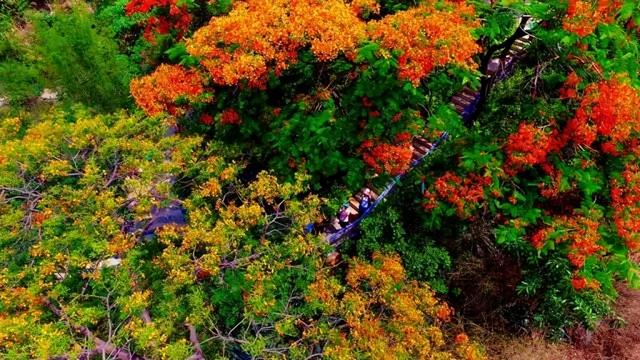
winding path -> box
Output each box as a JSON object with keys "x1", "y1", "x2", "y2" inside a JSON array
[{"x1": 323, "y1": 28, "x2": 533, "y2": 246}]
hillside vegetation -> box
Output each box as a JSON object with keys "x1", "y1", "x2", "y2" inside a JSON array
[{"x1": 1, "y1": 0, "x2": 640, "y2": 359}]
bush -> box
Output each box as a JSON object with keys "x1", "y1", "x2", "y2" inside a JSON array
[{"x1": 31, "y1": 5, "x2": 134, "y2": 110}]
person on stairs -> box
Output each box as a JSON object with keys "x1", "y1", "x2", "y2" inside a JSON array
[
  {"x1": 359, "y1": 188, "x2": 372, "y2": 214},
  {"x1": 338, "y1": 204, "x2": 350, "y2": 228}
]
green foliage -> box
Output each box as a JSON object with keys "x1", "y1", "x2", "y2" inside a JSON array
[
  {"x1": 31, "y1": 6, "x2": 134, "y2": 111},
  {"x1": 0, "y1": 0, "x2": 28, "y2": 19},
  {"x1": 352, "y1": 201, "x2": 452, "y2": 293},
  {"x1": 0, "y1": 14, "x2": 43, "y2": 104},
  {"x1": 0, "y1": 61, "x2": 43, "y2": 104},
  {"x1": 471, "y1": 2, "x2": 518, "y2": 46}
]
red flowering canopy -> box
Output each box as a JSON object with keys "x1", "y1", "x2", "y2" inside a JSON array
[
  {"x1": 125, "y1": 0, "x2": 192, "y2": 41},
  {"x1": 563, "y1": 0, "x2": 622, "y2": 37},
  {"x1": 568, "y1": 79, "x2": 640, "y2": 153}
]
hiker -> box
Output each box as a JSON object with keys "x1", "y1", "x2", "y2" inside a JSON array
[
  {"x1": 338, "y1": 204, "x2": 350, "y2": 228},
  {"x1": 359, "y1": 188, "x2": 371, "y2": 213}
]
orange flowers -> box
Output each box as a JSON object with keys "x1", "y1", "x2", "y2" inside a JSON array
[
  {"x1": 504, "y1": 123, "x2": 554, "y2": 174},
  {"x1": 186, "y1": 0, "x2": 366, "y2": 88},
  {"x1": 184, "y1": 0, "x2": 480, "y2": 88},
  {"x1": 563, "y1": 0, "x2": 622, "y2": 37},
  {"x1": 455, "y1": 333, "x2": 469, "y2": 345},
  {"x1": 569, "y1": 79, "x2": 640, "y2": 150},
  {"x1": 360, "y1": 139, "x2": 413, "y2": 176},
  {"x1": 368, "y1": 1, "x2": 481, "y2": 86},
  {"x1": 423, "y1": 172, "x2": 491, "y2": 218},
  {"x1": 130, "y1": 64, "x2": 204, "y2": 116},
  {"x1": 611, "y1": 163, "x2": 640, "y2": 250},
  {"x1": 350, "y1": 0, "x2": 380, "y2": 18}
]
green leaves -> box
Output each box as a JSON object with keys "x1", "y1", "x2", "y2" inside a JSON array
[
  {"x1": 495, "y1": 223, "x2": 526, "y2": 246},
  {"x1": 30, "y1": 5, "x2": 134, "y2": 111},
  {"x1": 165, "y1": 43, "x2": 199, "y2": 67},
  {"x1": 356, "y1": 42, "x2": 380, "y2": 63},
  {"x1": 428, "y1": 105, "x2": 463, "y2": 137}
]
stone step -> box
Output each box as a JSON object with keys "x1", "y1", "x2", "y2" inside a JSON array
[
  {"x1": 349, "y1": 198, "x2": 360, "y2": 212},
  {"x1": 413, "y1": 136, "x2": 432, "y2": 148},
  {"x1": 458, "y1": 90, "x2": 477, "y2": 102},
  {"x1": 413, "y1": 143, "x2": 430, "y2": 156},
  {"x1": 452, "y1": 96, "x2": 471, "y2": 108}
]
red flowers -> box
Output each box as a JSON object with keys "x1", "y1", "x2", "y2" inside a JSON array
[
  {"x1": 361, "y1": 139, "x2": 413, "y2": 176},
  {"x1": 220, "y1": 109, "x2": 242, "y2": 125},
  {"x1": 394, "y1": 132, "x2": 412, "y2": 143},
  {"x1": 199, "y1": 110, "x2": 241, "y2": 126},
  {"x1": 570, "y1": 79, "x2": 640, "y2": 150},
  {"x1": 505, "y1": 78, "x2": 640, "y2": 171},
  {"x1": 200, "y1": 114, "x2": 214, "y2": 125},
  {"x1": 504, "y1": 123, "x2": 554, "y2": 174},
  {"x1": 125, "y1": 0, "x2": 192, "y2": 42},
  {"x1": 571, "y1": 276, "x2": 587, "y2": 290},
  {"x1": 529, "y1": 215, "x2": 602, "y2": 269},
  {"x1": 571, "y1": 275, "x2": 600, "y2": 291},
  {"x1": 423, "y1": 172, "x2": 491, "y2": 218},
  {"x1": 559, "y1": 72, "x2": 581, "y2": 99},
  {"x1": 529, "y1": 228, "x2": 550, "y2": 250}
]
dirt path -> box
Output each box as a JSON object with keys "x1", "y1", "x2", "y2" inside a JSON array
[{"x1": 487, "y1": 285, "x2": 640, "y2": 360}]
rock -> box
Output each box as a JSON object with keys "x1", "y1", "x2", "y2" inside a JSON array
[
  {"x1": 40, "y1": 89, "x2": 58, "y2": 101},
  {"x1": 96, "y1": 257, "x2": 122, "y2": 269}
]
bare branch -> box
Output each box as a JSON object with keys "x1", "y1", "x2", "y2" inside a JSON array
[
  {"x1": 104, "y1": 153, "x2": 121, "y2": 188},
  {"x1": 141, "y1": 309, "x2": 152, "y2": 325},
  {"x1": 219, "y1": 253, "x2": 261, "y2": 270},
  {"x1": 185, "y1": 323, "x2": 205, "y2": 360}
]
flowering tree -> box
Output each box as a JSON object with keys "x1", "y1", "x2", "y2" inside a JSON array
[
  {"x1": 0, "y1": 107, "x2": 477, "y2": 359},
  {"x1": 305, "y1": 253, "x2": 485, "y2": 359},
  {"x1": 403, "y1": 0, "x2": 640, "y2": 333},
  {"x1": 127, "y1": 0, "x2": 481, "y2": 188}
]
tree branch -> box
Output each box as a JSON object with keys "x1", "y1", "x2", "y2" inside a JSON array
[
  {"x1": 185, "y1": 323, "x2": 205, "y2": 360},
  {"x1": 42, "y1": 298, "x2": 146, "y2": 360},
  {"x1": 104, "y1": 153, "x2": 121, "y2": 188},
  {"x1": 219, "y1": 254, "x2": 261, "y2": 270}
]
